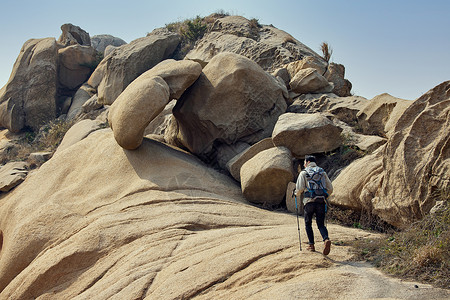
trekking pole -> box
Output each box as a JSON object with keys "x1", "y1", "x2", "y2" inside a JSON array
[{"x1": 293, "y1": 189, "x2": 302, "y2": 251}]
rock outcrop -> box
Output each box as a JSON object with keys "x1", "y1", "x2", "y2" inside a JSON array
[
  {"x1": 0, "y1": 38, "x2": 58, "y2": 132},
  {"x1": 58, "y1": 23, "x2": 91, "y2": 46},
  {"x1": 172, "y1": 52, "x2": 288, "y2": 159},
  {"x1": 2, "y1": 129, "x2": 446, "y2": 299},
  {"x1": 88, "y1": 30, "x2": 181, "y2": 105},
  {"x1": 357, "y1": 93, "x2": 412, "y2": 137},
  {"x1": 332, "y1": 81, "x2": 450, "y2": 227},
  {"x1": 185, "y1": 15, "x2": 324, "y2": 71}
]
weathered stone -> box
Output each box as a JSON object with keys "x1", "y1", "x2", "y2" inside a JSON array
[
  {"x1": 289, "y1": 68, "x2": 334, "y2": 94},
  {"x1": 58, "y1": 23, "x2": 91, "y2": 46},
  {"x1": 240, "y1": 147, "x2": 293, "y2": 205},
  {"x1": 91, "y1": 34, "x2": 127, "y2": 53},
  {"x1": 0, "y1": 129, "x2": 447, "y2": 299},
  {"x1": 88, "y1": 32, "x2": 180, "y2": 105},
  {"x1": 58, "y1": 44, "x2": 96, "y2": 90},
  {"x1": 81, "y1": 95, "x2": 102, "y2": 113},
  {"x1": 0, "y1": 161, "x2": 28, "y2": 192},
  {"x1": 272, "y1": 113, "x2": 342, "y2": 157},
  {"x1": 185, "y1": 16, "x2": 325, "y2": 71},
  {"x1": 173, "y1": 52, "x2": 287, "y2": 158},
  {"x1": 272, "y1": 67, "x2": 290, "y2": 88},
  {"x1": 215, "y1": 142, "x2": 250, "y2": 171},
  {"x1": 332, "y1": 81, "x2": 450, "y2": 228},
  {"x1": 144, "y1": 100, "x2": 176, "y2": 137},
  {"x1": 227, "y1": 138, "x2": 275, "y2": 182},
  {"x1": 66, "y1": 85, "x2": 94, "y2": 121},
  {"x1": 29, "y1": 152, "x2": 53, "y2": 162},
  {"x1": 0, "y1": 38, "x2": 58, "y2": 132},
  {"x1": 285, "y1": 56, "x2": 328, "y2": 78},
  {"x1": 138, "y1": 59, "x2": 202, "y2": 100},
  {"x1": 55, "y1": 119, "x2": 103, "y2": 154},
  {"x1": 288, "y1": 94, "x2": 368, "y2": 125},
  {"x1": 108, "y1": 76, "x2": 170, "y2": 149},
  {"x1": 324, "y1": 63, "x2": 352, "y2": 97},
  {"x1": 357, "y1": 93, "x2": 412, "y2": 137}
]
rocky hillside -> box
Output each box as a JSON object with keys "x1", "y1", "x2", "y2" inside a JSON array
[{"x1": 0, "y1": 14, "x2": 449, "y2": 298}]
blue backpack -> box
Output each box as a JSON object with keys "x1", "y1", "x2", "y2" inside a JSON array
[{"x1": 304, "y1": 167, "x2": 329, "y2": 201}]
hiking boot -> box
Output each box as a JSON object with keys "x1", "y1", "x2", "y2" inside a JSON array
[
  {"x1": 306, "y1": 244, "x2": 315, "y2": 251},
  {"x1": 323, "y1": 239, "x2": 331, "y2": 255}
]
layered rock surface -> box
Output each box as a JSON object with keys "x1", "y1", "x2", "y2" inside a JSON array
[{"x1": 1, "y1": 129, "x2": 447, "y2": 299}]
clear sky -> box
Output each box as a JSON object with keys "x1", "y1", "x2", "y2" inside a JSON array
[{"x1": 0, "y1": 0, "x2": 449, "y2": 100}]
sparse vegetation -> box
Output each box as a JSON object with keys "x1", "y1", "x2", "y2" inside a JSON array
[
  {"x1": 320, "y1": 41, "x2": 333, "y2": 63},
  {"x1": 0, "y1": 119, "x2": 75, "y2": 168},
  {"x1": 248, "y1": 18, "x2": 261, "y2": 29},
  {"x1": 165, "y1": 15, "x2": 209, "y2": 57},
  {"x1": 350, "y1": 188, "x2": 450, "y2": 288}
]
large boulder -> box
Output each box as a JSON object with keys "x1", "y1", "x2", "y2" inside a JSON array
[
  {"x1": 185, "y1": 16, "x2": 325, "y2": 71},
  {"x1": 88, "y1": 30, "x2": 181, "y2": 105},
  {"x1": 227, "y1": 138, "x2": 275, "y2": 182},
  {"x1": 240, "y1": 147, "x2": 293, "y2": 205},
  {"x1": 108, "y1": 76, "x2": 170, "y2": 150},
  {"x1": 57, "y1": 23, "x2": 91, "y2": 46},
  {"x1": 285, "y1": 56, "x2": 328, "y2": 78},
  {"x1": 137, "y1": 59, "x2": 202, "y2": 100},
  {"x1": 332, "y1": 81, "x2": 450, "y2": 227},
  {"x1": 58, "y1": 44, "x2": 96, "y2": 90},
  {"x1": 91, "y1": 34, "x2": 127, "y2": 53},
  {"x1": 272, "y1": 113, "x2": 343, "y2": 157},
  {"x1": 289, "y1": 68, "x2": 333, "y2": 94},
  {"x1": 171, "y1": 52, "x2": 287, "y2": 159},
  {"x1": 0, "y1": 38, "x2": 58, "y2": 132},
  {"x1": 357, "y1": 93, "x2": 412, "y2": 137}
]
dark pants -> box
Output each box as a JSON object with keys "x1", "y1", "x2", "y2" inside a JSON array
[{"x1": 304, "y1": 202, "x2": 329, "y2": 244}]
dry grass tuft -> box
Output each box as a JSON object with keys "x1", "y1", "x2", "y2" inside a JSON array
[
  {"x1": 350, "y1": 188, "x2": 450, "y2": 288},
  {"x1": 320, "y1": 42, "x2": 333, "y2": 62},
  {"x1": 0, "y1": 119, "x2": 74, "y2": 168}
]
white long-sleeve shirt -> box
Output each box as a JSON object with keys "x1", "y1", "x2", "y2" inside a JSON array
[{"x1": 295, "y1": 162, "x2": 333, "y2": 205}]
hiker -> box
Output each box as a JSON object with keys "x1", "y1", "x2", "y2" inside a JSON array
[{"x1": 295, "y1": 155, "x2": 333, "y2": 255}]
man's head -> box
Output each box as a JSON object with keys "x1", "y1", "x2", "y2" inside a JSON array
[{"x1": 304, "y1": 155, "x2": 316, "y2": 167}]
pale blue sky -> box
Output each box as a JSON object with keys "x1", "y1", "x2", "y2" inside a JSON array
[{"x1": 0, "y1": 0, "x2": 449, "y2": 100}]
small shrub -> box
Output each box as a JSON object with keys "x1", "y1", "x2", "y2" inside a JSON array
[
  {"x1": 165, "y1": 15, "x2": 208, "y2": 58},
  {"x1": 248, "y1": 18, "x2": 261, "y2": 29}
]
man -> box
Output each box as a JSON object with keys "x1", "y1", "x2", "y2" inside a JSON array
[{"x1": 295, "y1": 155, "x2": 333, "y2": 255}]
